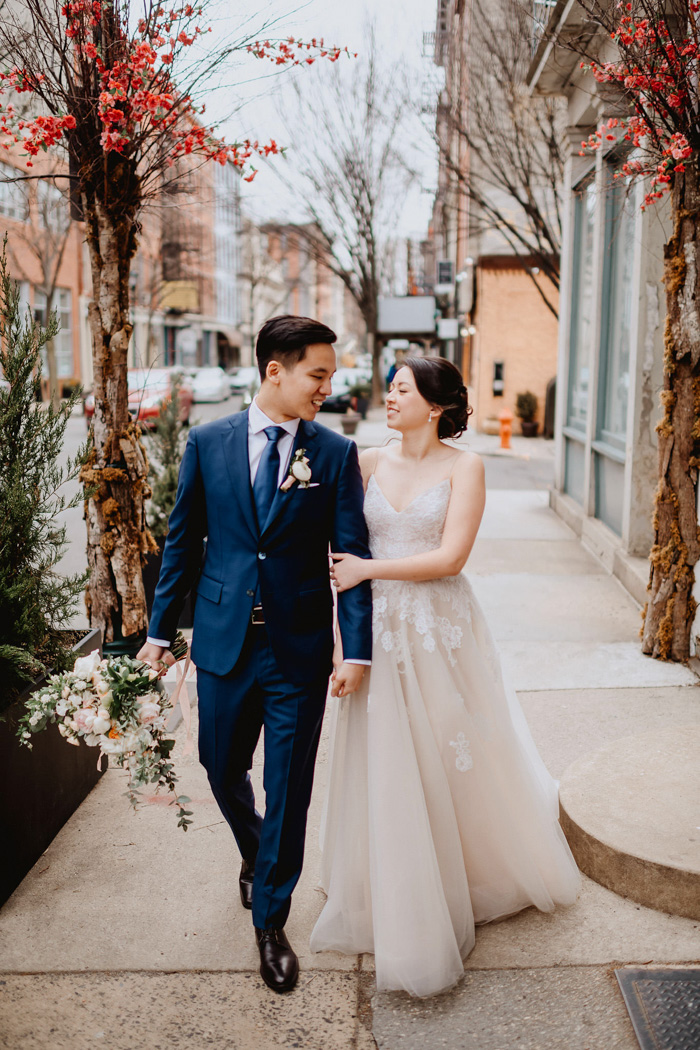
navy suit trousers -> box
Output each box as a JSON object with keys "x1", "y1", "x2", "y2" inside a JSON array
[{"x1": 196, "y1": 623, "x2": 328, "y2": 930}]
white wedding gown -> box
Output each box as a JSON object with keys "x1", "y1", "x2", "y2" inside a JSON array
[{"x1": 310, "y1": 475, "x2": 581, "y2": 997}]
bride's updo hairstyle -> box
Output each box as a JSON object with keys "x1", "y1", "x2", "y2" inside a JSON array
[{"x1": 402, "y1": 357, "x2": 473, "y2": 440}]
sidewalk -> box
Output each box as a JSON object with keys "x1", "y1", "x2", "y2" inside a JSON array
[
  {"x1": 1, "y1": 456, "x2": 699, "y2": 1048},
  {"x1": 339, "y1": 405, "x2": 556, "y2": 461}
]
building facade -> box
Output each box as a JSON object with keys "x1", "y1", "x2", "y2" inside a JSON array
[
  {"x1": 1, "y1": 141, "x2": 362, "y2": 391},
  {"x1": 237, "y1": 221, "x2": 365, "y2": 368},
  {"x1": 527, "y1": 0, "x2": 668, "y2": 605},
  {"x1": 0, "y1": 150, "x2": 84, "y2": 393},
  {"x1": 428, "y1": 0, "x2": 560, "y2": 433}
]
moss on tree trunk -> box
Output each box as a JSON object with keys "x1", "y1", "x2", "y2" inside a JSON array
[
  {"x1": 79, "y1": 158, "x2": 157, "y2": 648},
  {"x1": 642, "y1": 162, "x2": 700, "y2": 660}
]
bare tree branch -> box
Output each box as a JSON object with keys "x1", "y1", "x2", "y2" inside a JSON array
[
  {"x1": 270, "y1": 27, "x2": 416, "y2": 402},
  {"x1": 428, "y1": 0, "x2": 565, "y2": 316}
]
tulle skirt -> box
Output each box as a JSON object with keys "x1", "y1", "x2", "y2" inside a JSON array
[{"x1": 310, "y1": 576, "x2": 581, "y2": 998}]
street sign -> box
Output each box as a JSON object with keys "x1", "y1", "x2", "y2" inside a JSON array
[
  {"x1": 437, "y1": 318, "x2": 459, "y2": 340},
  {"x1": 437, "y1": 260, "x2": 453, "y2": 284}
]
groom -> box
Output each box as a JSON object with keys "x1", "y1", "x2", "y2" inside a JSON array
[{"x1": 138, "y1": 315, "x2": 373, "y2": 992}]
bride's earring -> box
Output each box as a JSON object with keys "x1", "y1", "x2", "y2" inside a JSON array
[{"x1": 428, "y1": 411, "x2": 433, "y2": 422}]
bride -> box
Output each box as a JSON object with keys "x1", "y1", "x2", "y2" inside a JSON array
[{"x1": 310, "y1": 356, "x2": 580, "y2": 998}]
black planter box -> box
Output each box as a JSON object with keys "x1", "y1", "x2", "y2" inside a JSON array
[
  {"x1": 0, "y1": 627, "x2": 103, "y2": 907},
  {"x1": 143, "y1": 539, "x2": 195, "y2": 629}
]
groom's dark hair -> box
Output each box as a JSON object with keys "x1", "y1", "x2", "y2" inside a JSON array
[{"x1": 256, "y1": 315, "x2": 337, "y2": 380}]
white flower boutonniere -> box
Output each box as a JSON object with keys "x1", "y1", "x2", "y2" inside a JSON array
[{"x1": 280, "y1": 448, "x2": 312, "y2": 491}]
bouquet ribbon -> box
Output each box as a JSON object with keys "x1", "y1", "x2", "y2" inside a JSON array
[{"x1": 168, "y1": 645, "x2": 196, "y2": 756}]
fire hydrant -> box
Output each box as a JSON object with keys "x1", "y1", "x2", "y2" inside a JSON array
[{"x1": 498, "y1": 407, "x2": 513, "y2": 450}]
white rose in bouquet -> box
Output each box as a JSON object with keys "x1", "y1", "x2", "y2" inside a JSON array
[
  {"x1": 138, "y1": 702, "x2": 161, "y2": 725},
  {"x1": 73, "y1": 651, "x2": 101, "y2": 678},
  {"x1": 92, "y1": 715, "x2": 111, "y2": 735},
  {"x1": 73, "y1": 709, "x2": 95, "y2": 733},
  {"x1": 98, "y1": 735, "x2": 122, "y2": 754},
  {"x1": 94, "y1": 677, "x2": 111, "y2": 698}
]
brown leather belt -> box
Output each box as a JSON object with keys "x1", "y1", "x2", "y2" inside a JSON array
[{"x1": 251, "y1": 605, "x2": 265, "y2": 625}]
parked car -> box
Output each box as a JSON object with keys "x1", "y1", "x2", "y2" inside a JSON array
[
  {"x1": 242, "y1": 370, "x2": 261, "y2": 407},
  {"x1": 83, "y1": 367, "x2": 193, "y2": 428},
  {"x1": 319, "y1": 368, "x2": 372, "y2": 413},
  {"x1": 227, "y1": 366, "x2": 260, "y2": 394},
  {"x1": 187, "y1": 366, "x2": 230, "y2": 403}
]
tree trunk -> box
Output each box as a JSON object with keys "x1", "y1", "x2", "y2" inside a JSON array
[
  {"x1": 368, "y1": 329, "x2": 384, "y2": 407},
  {"x1": 642, "y1": 163, "x2": 700, "y2": 661},
  {"x1": 79, "y1": 180, "x2": 156, "y2": 651}
]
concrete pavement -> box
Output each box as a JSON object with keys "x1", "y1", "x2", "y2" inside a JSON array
[{"x1": 3, "y1": 406, "x2": 699, "y2": 1048}]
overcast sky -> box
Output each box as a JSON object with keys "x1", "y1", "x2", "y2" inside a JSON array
[{"x1": 199, "y1": 0, "x2": 440, "y2": 239}]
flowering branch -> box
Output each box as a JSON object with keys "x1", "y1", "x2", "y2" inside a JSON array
[
  {"x1": 0, "y1": 2, "x2": 353, "y2": 180},
  {"x1": 578, "y1": 1, "x2": 699, "y2": 208}
]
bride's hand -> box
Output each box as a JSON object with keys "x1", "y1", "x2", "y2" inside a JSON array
[{"x1": 331, "y1": 552, "x2": 369, "y2": 591}]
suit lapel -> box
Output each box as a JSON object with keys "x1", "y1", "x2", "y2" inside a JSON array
[
  {"x1": 222, "y1": 409, "x2": 258, "y2": 542},
  {"x1": 261, "y1": 419, "x2": 319, "y2": 537}
]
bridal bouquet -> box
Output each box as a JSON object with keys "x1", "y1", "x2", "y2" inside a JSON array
[{"x1": 17, "y1": 634, "x2": 194, "y2": 830}]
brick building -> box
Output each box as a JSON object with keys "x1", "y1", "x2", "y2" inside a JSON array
[
  {"x1": 470, "y1": 259, "x2": 559, "y2": 434},
  {"x1": 427, "y1": 0, "x2": 560, "y2": 434},
  {"x1": 237, "y1": 221, "x2": 364, "y2": 367},
  {"x1": 0, "y1": 148, "x2": 84, "y2": 393}
]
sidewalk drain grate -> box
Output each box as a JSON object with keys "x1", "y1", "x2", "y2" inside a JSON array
[{"x1": 616, "y1": 968, "x2": 700, "y2": 1050}]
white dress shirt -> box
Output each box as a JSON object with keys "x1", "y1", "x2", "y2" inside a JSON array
[
  {"x1": 148, "y1": 398, "x2": 370, "y2": 665},
  {"x1": 248, "y1": 396, "x2": 299, "y2": 485}
]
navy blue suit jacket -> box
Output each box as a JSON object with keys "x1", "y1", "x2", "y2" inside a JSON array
[{"x1": 148, "y1": 409, "x2": 373, "y2": 684}]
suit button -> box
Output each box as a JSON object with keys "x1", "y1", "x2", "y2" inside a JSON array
[
  {"x1": 246, "y1": 589, "x2": 254, "y2": 597},
  {"x1": 258, "y1": 552, "x2": 267, "y2": 561}
]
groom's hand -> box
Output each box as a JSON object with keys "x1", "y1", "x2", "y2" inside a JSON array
[
  {"x1": 136, "y1": 642, "x2": 175, "y2": 676},
  {"x1": 331, "y1": 661, "x2": 365, "y2": 698}
]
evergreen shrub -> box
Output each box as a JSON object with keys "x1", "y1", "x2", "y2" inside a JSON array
[
  {"x1": 0, "y1": 243, "x2": 90, "y2": 710},
  {"x1": 146, "y1": 375, "x2": 186, "y2": 542}
]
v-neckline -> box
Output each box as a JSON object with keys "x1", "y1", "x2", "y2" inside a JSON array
[{"x1": 368, "y1": 474, "x2": 451, "y2": 515}]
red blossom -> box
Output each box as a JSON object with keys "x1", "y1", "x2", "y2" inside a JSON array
[
  {"x1": 579, "y1": 10, "x2": 700, "y2": 209},
  {"x1": 0, "y1": 6, "x2": 348, "y2": 178}
]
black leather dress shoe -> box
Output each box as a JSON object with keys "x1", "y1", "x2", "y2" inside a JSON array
[
  {"x1": 255, "y1": 927, "x2": 299, "y2": 992},
  {"x1": 239, "y1": 860, "x2": 255, "y2": 910}
]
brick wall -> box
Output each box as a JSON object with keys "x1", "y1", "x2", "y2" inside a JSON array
[
  {"x1": 0, "y1": 148, "x2": 85, "y2": 385},
  {"x1": 470, "y1": 262, "x2": 559, "y2": 433}
]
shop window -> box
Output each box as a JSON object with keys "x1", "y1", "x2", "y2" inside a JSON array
[
  {"x1": 35, "y1": 288, "x2": 73, "y2": 378},
  {"x1": 0, "y1": 161, "x2": 28, "y2": 222},
  {"x1": 567, "y1": 178, "x2": 596, "y2": 433},
  {"x1": 597, "y1": 172, "x2": 635, "y2": 450}
]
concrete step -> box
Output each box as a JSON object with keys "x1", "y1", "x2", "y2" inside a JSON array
[{"x1": 559, "y1": 725, "x2": 700, "y2": 920}]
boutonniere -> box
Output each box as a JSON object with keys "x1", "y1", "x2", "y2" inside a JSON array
[{"x1": 280, "y1": 448, "x2": 312, "y2": 491}]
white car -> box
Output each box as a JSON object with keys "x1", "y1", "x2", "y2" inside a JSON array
[
  {"x1": 228, "y1": 366, "x2": 260, "y2": 394},
  {"x1": 187, "y1": 366, "x2": 230, "y2": 403}
]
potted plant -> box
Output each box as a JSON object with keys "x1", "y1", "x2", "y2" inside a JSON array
[
  {"x1": 142, "y1": 377, "x2": 196, "y2": 626},
  {"x1": 340, "y1": 405, "x2": 362, "y2": 435},
  {"x1": 348, "y1": 380, "x2": 372, "y2": 420},
  {"x1": 515, "y1": 391, "x2": 539, "y2": 437},
  {"x1": 0, "y1": 244, "x2": 102, "y2": 906}
]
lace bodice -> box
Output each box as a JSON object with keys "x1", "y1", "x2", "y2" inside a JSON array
[
  {"x1": 364, "y1": 475, "x2": 472, "y2": 666},
  {"x1": 364, "y1": 475, "x2": 452, "y2": 558}
]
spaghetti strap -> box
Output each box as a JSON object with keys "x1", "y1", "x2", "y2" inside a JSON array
[{"x1": 361, "y1": 447, "x2": 380, "y2": 492}]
